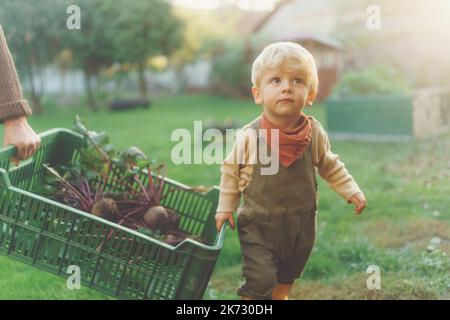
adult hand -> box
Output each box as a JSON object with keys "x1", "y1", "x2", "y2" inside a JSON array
[{"x1": 3, "y1": 116, "x2": 41, "y2": 165}]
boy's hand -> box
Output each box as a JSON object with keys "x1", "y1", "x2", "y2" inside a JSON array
[
  {"x1": 215, "y1": 211, "x2": 235, "y2": 232},
  {"x1": 348, "y1": 192, "x2": 366, "y2": 215}
]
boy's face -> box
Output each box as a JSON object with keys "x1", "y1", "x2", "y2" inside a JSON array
[{"x1": 252, "y1": 64, "x2": 316, "y2": 123}]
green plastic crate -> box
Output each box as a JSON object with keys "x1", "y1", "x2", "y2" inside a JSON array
[{"x1": 0, "y1": 128, "x2": 225, "y2": 300}]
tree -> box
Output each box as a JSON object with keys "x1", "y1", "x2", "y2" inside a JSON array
[
  {"x1": 0, "y1": 0, "x2": 66, "y2": 113},
  {"x1": 101, "y1": 0, "x2": 184, "y2": 98},
  {"x1": 62, "y1": 0, "x2": 116, "y2": 111},
  {"x1": 211, "y1": 38, "x2": 252, "y2": 98},
  {"x1": 170, "y1": 7, "x2": 237, "y2": 92}
]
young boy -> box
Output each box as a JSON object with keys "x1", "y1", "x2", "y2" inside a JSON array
[{"x1": 215, "y1": 42, "x2": 366, "y2": 300}]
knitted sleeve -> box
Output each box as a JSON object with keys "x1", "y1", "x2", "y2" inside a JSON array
[
  {"x1": 216, "y1": 133, "x2": 245, "y2": 213},
  {"x1": 0, "y1": 25, "x2": 32, "y2": 123},
  {"x1": 216, "y1": 126, "x2": 257, "y2": 213},
  {"x1": 311, "y1": 118, "x2": 362, "y2": 201}
]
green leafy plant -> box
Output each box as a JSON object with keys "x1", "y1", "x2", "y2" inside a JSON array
[
  {"x1": 331, "y1": 64, "x2": 410, "y2": 97},
  {"x1": 210, "y1": 39, "x2": 252, "y2": 98}
]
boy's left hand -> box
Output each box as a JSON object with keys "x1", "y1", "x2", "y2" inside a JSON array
[{"x1": 348, "y1": 192, "x2": 366, "y2": 215}]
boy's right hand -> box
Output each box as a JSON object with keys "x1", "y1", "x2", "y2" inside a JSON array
[{"x1": 215, "y1": 212, "x2": 235, "y2": 232}]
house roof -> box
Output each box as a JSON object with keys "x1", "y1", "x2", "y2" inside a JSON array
[
  {"x1": 278, "y1": 32, "x2": 343, "y2": 49},
  {"x1": 236, "y1": 10, "x2": 269, "y2": 35},
  {"x1": 252, "y1": 0, "x2": 296, "y2": 33},
  {"x1": 251, "y1": 0, "x2": 342, "y2": 50}
]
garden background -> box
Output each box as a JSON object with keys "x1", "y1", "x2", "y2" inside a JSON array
[{"x1": 0, "y1": 0, "x2": 449, "y2": 299}]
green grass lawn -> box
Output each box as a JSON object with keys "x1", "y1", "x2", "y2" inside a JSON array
[{"x1": 0, "y1": 93, "x2": 449, "y2": 299}]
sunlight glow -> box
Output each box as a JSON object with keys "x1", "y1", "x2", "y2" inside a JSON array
[{"x1": 171, "y1": 0, "x2": 278, "y2": 11}]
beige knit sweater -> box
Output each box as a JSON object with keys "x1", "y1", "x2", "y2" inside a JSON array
[
  {"x1": 0, "y1": 25, "x2": 32, "y2": 123},
  {"x1": 217, "y1": 115, "x2": 362, "y2": 213}
]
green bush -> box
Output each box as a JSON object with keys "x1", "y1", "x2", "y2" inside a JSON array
[
  {"x1": 210, "y1": 39, "x2": 252, "y2": 98},
  {"x1": 331, "y1": 64, "x2": 410, "y2": 97}
]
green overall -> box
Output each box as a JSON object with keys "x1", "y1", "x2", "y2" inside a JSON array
[{"x1": 237, "y1": 116, "x2": 318, "y2": 300}]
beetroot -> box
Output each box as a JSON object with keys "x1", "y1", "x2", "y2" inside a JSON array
[
  {"x1": 143, "y1": 205, "x2": 168, "y2": 231},
  {"x1": 164, "y1": 233, "x2": 184, "y2": 246},
  {"x1": 91, "y1": 197, "x2": 119, "y2": 220}
]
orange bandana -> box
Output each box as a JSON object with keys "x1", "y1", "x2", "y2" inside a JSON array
[{"x1": 260, "y1": 113, "x2": 312, "y2": 167}]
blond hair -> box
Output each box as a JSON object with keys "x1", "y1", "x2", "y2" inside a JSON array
[{"x1": 251, "y1": 42, "x2": 318, "y2": 92}]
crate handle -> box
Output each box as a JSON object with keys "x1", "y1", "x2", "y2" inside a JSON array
[
  {"x1": 204, "y1": 185, "x2": 220, "y2": 202},
  {"x1": 0, "y1": 144, "x2": 16, "y2": 164},
  {"x1": 0, "y1": 168, "x2": 12, "y2": 189}
]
